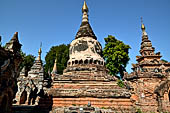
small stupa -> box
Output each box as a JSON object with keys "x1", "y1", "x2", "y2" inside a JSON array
[{"x1": 14, "y1": 46, "x2": 45, "y2": 105}]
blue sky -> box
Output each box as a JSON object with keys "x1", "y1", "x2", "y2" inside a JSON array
[{"x1": 0, "y1": 0, "x2": 170, "y2": 72}]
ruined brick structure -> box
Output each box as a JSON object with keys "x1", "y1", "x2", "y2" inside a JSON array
[
  {"x1": 14, "y1": 47, "x2": 45, "y2": 105},
  {"x1": 12, "y1": 46, "x2": 53, "y2": 113},
  {"x1": 0, "y1": 32, "x2": 22, "y2": 113},
  {"x1": 124, "y1": 20, "x2": 170, "y2": 112}
]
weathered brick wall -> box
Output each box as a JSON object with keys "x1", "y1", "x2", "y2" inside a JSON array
[
  {"x1": 0, "y1": 33, "x2": 22, "y2": 113},
  {"x1": 129, "y1": 76, "x2": 170, "y2": 112},
  {"x1": 52, "y1": 97, "x2": 133, "y2": 108}
]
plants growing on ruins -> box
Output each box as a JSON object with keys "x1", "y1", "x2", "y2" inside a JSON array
[
  {"x1": 117, "y1": 79, "x2": 125, "y2": 88},
  {"x1": 103, "y1": 35, "x2": 130, "y2": 78},
  {"x1": 136, "y1": 108, "x2": 143, "y2": 113},
  {"x1": 161, "y1": 59, "x2": 168, "y2": 63}
]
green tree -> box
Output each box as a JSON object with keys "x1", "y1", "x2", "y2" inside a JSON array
[
  {"x1": 103, "y1": 35, "x2": 130, "y2": 78},
  {"x1": 161, "y1": 59, "x2": 168, "y2": 63},
  {"x1": 44, "y1": 44, "x2": 69, "y2": 75},
  {"x1": 19, "y1": 51, "x2": 35, "y2": 76}
]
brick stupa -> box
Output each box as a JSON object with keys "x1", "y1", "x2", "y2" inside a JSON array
[
  {"x1": 49, "y1": 1, "x2": 133, "y2": 112},
  {"x1": 124, "y1": 18, "x2": 170, "y2": 112}
]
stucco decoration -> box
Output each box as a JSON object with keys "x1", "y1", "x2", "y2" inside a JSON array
[{"x1": 68, "y1": 37, "x2": 104, "y2": 66}]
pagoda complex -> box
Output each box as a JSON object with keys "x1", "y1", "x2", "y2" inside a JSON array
[{"x1": 1, "y1": 1, "x2": 169, "y2": 113}]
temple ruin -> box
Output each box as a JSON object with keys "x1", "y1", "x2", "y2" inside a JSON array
[{"x1": 1, "y1": 1, "x2": 170, "y2": 113}]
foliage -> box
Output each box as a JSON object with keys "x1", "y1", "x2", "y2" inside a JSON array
[
  {"x1": 101, "y1": 106, "x2": 107, "y2": 109},
  {"x1": 19, "y1": 51, "x2": 35, "y2": 76},
  {"x1": 72, "y1": 104, "x2": 76, "y2": 106},
  {"x1": 161, "y1": 59, "x2": 168, "y2": 63},
  {"x1": 117, "y1": 79, "x2": 125, "y2": 88},
  {"x1": 103, "y1": 35, "x2": 130, "y2": 78},
  {"x1": 44, "y1": 44, "x2": 69, "y2": 75},
  {"x1": 136, "y1": 108, "x2": 143, "y2": 113}
]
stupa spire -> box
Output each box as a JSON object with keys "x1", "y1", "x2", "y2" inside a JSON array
[
  {"x1": 137, "y1": 18, "x2": 161, "y2": 62},
  {"x1": 135, "y1": 18, "x2": 162, "y2": 68},
  {"x1": 139, "y1": 18, "x2": 154, "y2": 56},
  {"x1": 12, "y1": 32, "x2": 19, "y2": 41},
  {"x1": 75, "y1": 0, "x2": 96, "y2": 39},
  {"x1": 82, "y1": 0, "x2": 89, "y2": 22},
  {"x1": 37, "y1": 43, "x2": 42, "y2": 61},
  {"x1": 82, "y1": 0, "x2": 88, "y2": 12},
  {"x1": 5, "y1": 32, "x2": 22, "y2": 53},
  {"x1": 51, "y1": 54, "x2": 58, "y2": 76},
  {"x1": 141, "y1": 17, "x2": 147, "y2": 36}
]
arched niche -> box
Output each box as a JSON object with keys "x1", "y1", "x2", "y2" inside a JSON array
[
  {"x1": 72, "y1": 61, "x2": 75, "y2": 65},
  {"x1": 68, "y1": 62, "x2": 71, "y2": 66},
  {"x1": 94, "y1": 60, "x2": 97, "y2": 64},
  {"x1": 98, "y1": 61, "x2": 101, "y2": 65},
  {"x1": 20, "y1": 90, "x2": 27, "y2": 104},
  {"x1": 84, "y1": 59, "x2": 88, "y2": 64},
  {"x1": 75, "y1": 60, "x2": 78, "y2": 64},
  {"x1": 79, "y1": 59, "x2": 83, "y2": 64},
  {"x1": 154, "y1": 80, "x2": 170, "y2": 112},
  {"x1": 89, "y1": 59, "x2": 93, "y2": 64}
]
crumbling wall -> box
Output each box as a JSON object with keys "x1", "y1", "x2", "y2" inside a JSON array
[{"x1": 0, "y1": 33, "x2": 22, "y2": 113}]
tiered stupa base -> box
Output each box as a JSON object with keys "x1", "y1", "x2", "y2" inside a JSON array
[{"x1": 49, "y1": 66, "x2": 133, "y2": 112}]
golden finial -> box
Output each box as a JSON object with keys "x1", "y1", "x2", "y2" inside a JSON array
[
  {"x1": 37, "y1": 43, "x2": 42, "y2": 61},
  {"x1": 141, "y1": 17, "x2": 145, "y2": 30},
  {"x1": 38, "y1": 42, "x2": 42, "y2": 54},
  {"x1": 141, "y1": 17, "x2": 148, "y2": 36},
  {"x1": 38, "y1": 48, "x2": 42, "y2": 54},
  {"x1": 82, "y1": 0, "x2": 88, "y2": 13}
]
